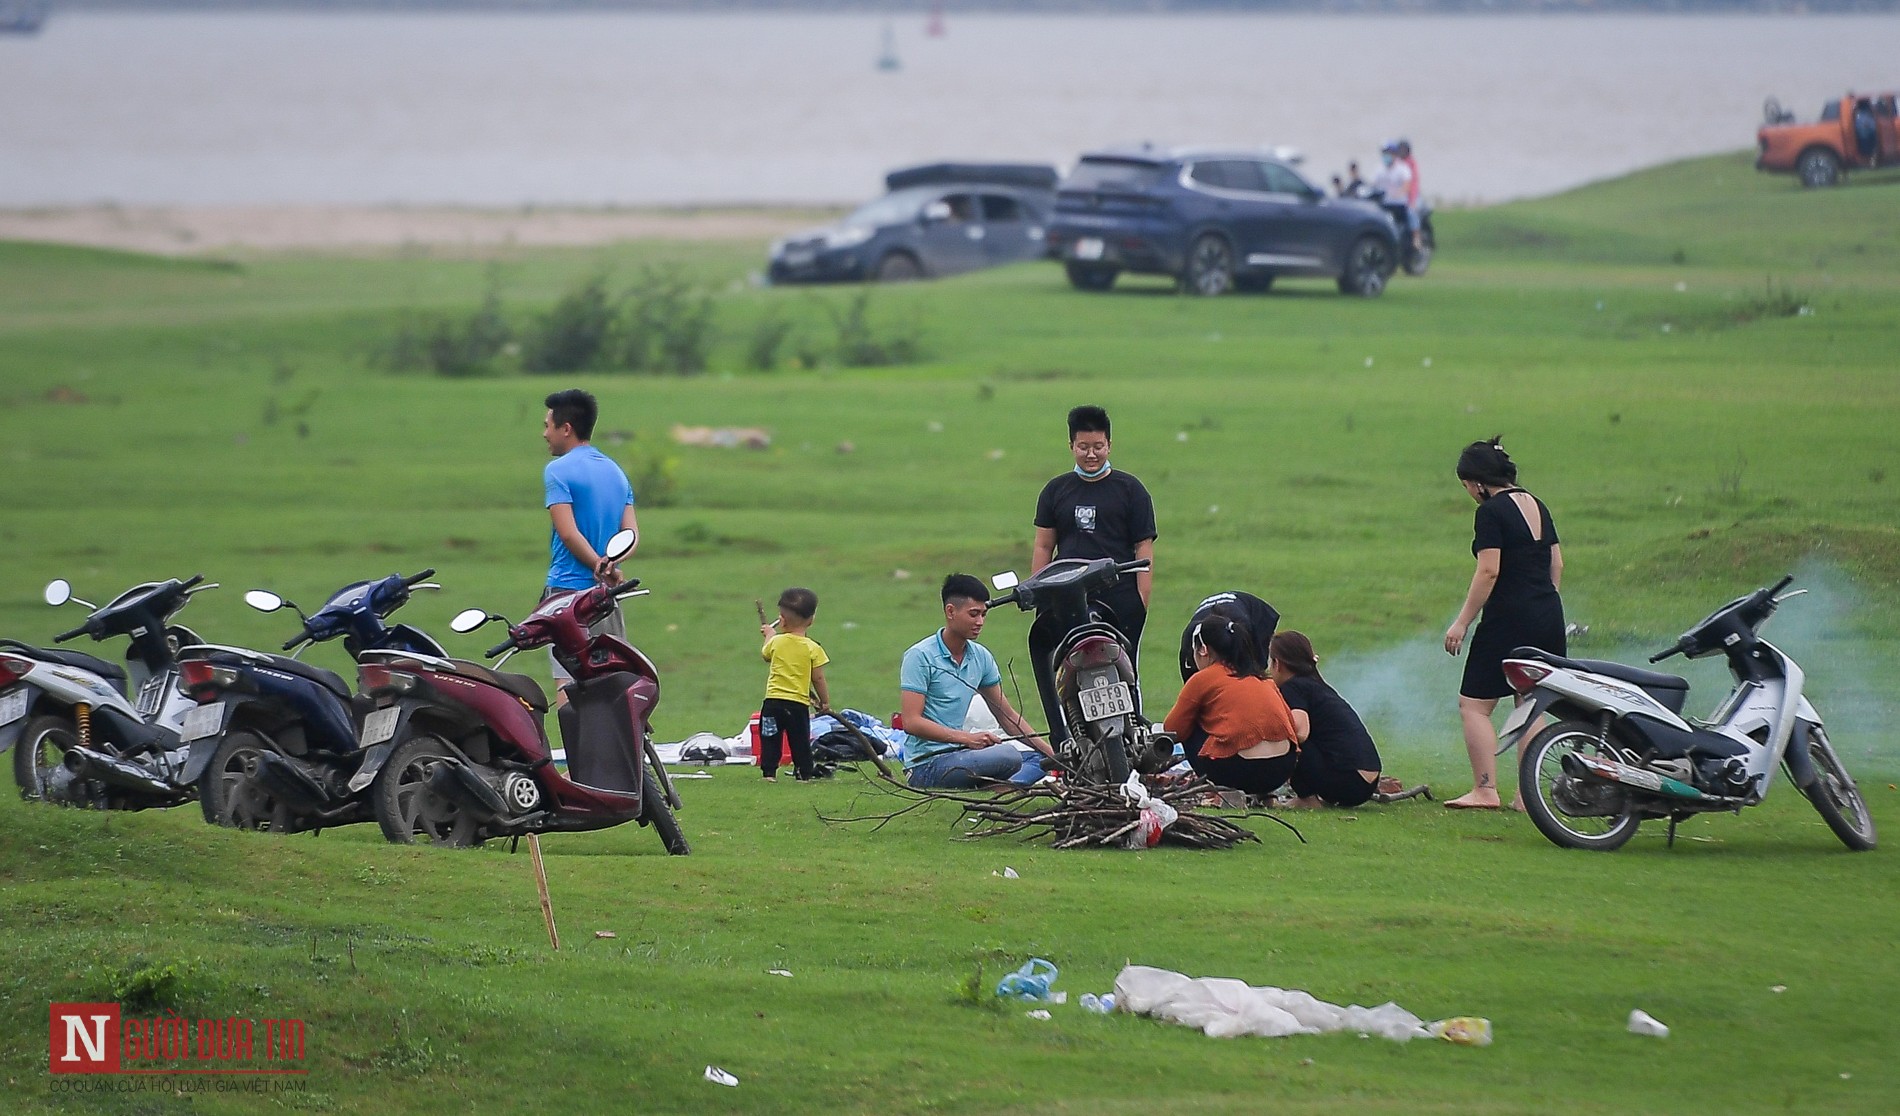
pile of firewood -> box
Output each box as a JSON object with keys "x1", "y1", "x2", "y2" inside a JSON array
[{"x1": 821, "y1": 772, "x2": 1300, "y2": 850}]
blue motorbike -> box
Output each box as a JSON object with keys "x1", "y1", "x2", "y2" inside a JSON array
[{"x1": 176, "y1": 569, "x2": 446, "y2": 832}]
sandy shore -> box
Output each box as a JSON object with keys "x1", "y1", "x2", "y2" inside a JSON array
[{"x1": 0, "y1": 205, "x2": 839, "y2": 255}]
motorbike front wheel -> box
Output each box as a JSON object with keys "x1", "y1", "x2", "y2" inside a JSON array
[
  {"x1": 641, "y1": 776, "x2": 691, "y2": 856},
  {"x1": 1799, "y1": 727, "x2": 1875, "y2": 851},
  {"x1": 1519, "y1": 719, "x2": 1641, "y2": 851},
  {"x1": 374, "y1": 734, "x2": 480, "y2": 847}
]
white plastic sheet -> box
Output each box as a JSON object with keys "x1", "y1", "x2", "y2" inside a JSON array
[{"x1": 1112, "y1": 965, "x2": 1431, "y2": 1041}]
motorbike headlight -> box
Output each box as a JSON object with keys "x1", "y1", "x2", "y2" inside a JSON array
[{"x1": 825, "y1": 226, "x2": 874, "y2": 250}]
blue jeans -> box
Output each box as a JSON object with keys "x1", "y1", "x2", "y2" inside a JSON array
[{"x1": 907, "y1": 744, "x2": 1024, "y2": 789}]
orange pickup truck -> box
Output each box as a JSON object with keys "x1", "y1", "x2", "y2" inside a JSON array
[{"x1": 1757, "y1": 92, "x2": 1899, "y2": 187}]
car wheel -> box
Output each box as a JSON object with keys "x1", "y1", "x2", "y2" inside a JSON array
[
  {"x1": 1797, "y1": 147, "x2": 1842, "y2": 189},
  {"x1": 1182, "y1": 234, "x2": 1234, "y2": 297},
  {"x1": 875, "y1": 252, "x2": 922, "y2": 282},
  {"x1": 1064, "y1": 262, "x2": 1118, "y2": 292},
  {"x1": 1233, "y1": 274, "x2": 1275, "y2": 294},
  {"x1": 1337, "y1": 235, "x2": 1394, "y2": 298}
]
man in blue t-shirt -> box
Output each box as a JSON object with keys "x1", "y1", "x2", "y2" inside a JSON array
[
  {"x1": 898, "y1": 574, "x2": 1052, "y2": 789},
  {"x1": 541, "y1": 389, "x2": 637, "y2": 686}
]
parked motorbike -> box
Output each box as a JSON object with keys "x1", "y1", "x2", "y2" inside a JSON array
[
  {"x1": 987, "y1": 558, "x2": 1171, "y2": 784},
  {"x1": 1500, "y1": 575, "x2": 1875, "y2": 852},
  {"x1": 176, "y1": 568, "x2": 447, "y2": 832},
  {"x1": 354, "y1": 529, "x2": 688, "y2": 854},
  {"x1": 2, "y1": 575, "x2": 216, "y2": 808},
  {"x1": 1344, "y1": 183, "x2": 1433, "y2": 276}
]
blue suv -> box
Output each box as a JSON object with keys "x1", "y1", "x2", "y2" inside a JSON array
[{"x1": 1047, "y1": 146, "x2": 1400, "y2": 297}]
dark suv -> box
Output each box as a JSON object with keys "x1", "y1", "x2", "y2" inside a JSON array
[
  {"x1": 1047, "y1": 146, "x2": 1400, "y2": 297},
  {"x1": 768, "y1": 163, "x2": 1057, "y2": 284}
]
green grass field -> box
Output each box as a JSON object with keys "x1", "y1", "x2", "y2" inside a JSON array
[{"x1": 2, "y1": 152, "x2": 1898, "y2": 1113}]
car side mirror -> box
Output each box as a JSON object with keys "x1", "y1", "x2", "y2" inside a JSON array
[
  {"x1": 991, "y1": 571, "x2": 1020, "y2": 591},
  {"x1": 44, "y1": 579, "x2": 72, "y2": 607},
  {"x1": 922, "y1": 200, "x2": 952, "y2": 224},
  {"x1": 450, "y1": 608, "x2": 492, "y2": 634},
  {"x1": 244, "y1": 590, "x2": 285, "y2": 614}
]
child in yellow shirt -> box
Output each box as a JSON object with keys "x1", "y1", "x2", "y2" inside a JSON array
[{"x1": 758, "y1": 587, "x2": 831, "y2": 782}]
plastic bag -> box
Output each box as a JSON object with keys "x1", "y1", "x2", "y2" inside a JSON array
[
  {"x1": 1428, "y1": 1017, "x2": 1493, "y2": 1046},
  {"x1": 1118, "y1": 772, "x2": 1180, "y2": 848},
  {"x1": 995, "y1": 958, "x2": 1060, "y2": 1002},
  {"x1": 1113, "y1": 965, "x2": 1432, "y2": 1041}
]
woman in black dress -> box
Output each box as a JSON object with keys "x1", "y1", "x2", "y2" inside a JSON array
[{"x1": 1443, "y1": 438, "x2": 1564, "y2": 810}]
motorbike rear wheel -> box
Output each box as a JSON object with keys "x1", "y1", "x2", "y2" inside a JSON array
[
  {"x1": 641, "y1": 776, "x2": 691, "y2": 856},
  {"x1": 375, "y1": 734, "x2": 480, "y2": 847},
  {"x1": 1066, "y1": 719, "x2": 1132, "y2": 786},
  {"x1": 12, "y1": 715, "x2": 75, "y2": 802},
  {"x1": 1519, "y1": 719, "x2": 1640, "y2": 851},
  {"x1": 1403, "y1": 223, "x2": 1434, "y2": 276},
  {"x1": 1798, "y1": 727, "x2": 1875, "y2": 851},
  {"x1": 200, "y1": 730, "x2": 291, "y2": 832}
]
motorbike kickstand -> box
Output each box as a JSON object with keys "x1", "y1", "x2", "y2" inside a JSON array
[
  {"x1": 1666, "y1": 814, "x2": 1679, "y2": 848},
  {"x1": 509, "y1": 835, "x2": 521, "y2": 854}
]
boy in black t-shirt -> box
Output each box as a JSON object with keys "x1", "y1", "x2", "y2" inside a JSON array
[{"x1": 1027, "y1": 405, "x2": 1157, "y2": 745}]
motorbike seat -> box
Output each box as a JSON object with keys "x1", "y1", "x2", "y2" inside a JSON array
[
  {"x1": 444, "y1": 659, "x2": 549, "y2": 712},
  {"x1": 1512, "y1": 650, "x2": 1694, "y2": 695},
  {"x1": 260, "y1": 655, "x2": 352, "y2": 701},
  {"x1": 0, "y1": 640, "x2": 128, "y2": 695}
]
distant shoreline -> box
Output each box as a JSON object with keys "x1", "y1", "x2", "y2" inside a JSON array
[
  {"x1": 48, "y1": 1, "x2": 1900, "y2": 14},
  {"x1": 0, "y1": 204, "x2": 846, "y2": 255}
]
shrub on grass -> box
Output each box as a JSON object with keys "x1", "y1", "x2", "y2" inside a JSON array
[
  {"x1": 745, "y1": 308, "x2": 794, "y2": 371},
  {"x1": 616, "y1": 265, "x2": 716, "y2": 375},
  {"x1": 380, "y1": 288, "x2": 512, "y2": 378},
  {"x1": 828, "y1": 292, "x2": 922, "y2": 368},
  {"x1": 523, "y1": 275, "x2": 617, "y2": 374}
]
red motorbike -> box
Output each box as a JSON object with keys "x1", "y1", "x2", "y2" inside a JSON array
[{"x1": 352, "y1": 530, "x2": 687, "y2": 854}]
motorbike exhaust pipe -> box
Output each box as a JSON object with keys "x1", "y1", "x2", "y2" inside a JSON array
[
  {"x1": 254, "y1": 751, "x2": 333, "y2": 808},
  {"x1": 62, "y1": 746, "x2": 180, "y2": 798},
  {"x1": 1562, "y1": 752, "x2": 1722, "y2": 803},
  {"x1": 427, "y1": 762, "x2": 508, "y2": 819}
]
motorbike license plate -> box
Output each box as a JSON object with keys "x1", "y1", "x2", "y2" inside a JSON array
[
  {"x1": 0, "y1": 688, "x2": 27, "y2": 727},
  {"x1": 1072, "y1": 237, "x2": 1105, "y2": 261},
  {"x1": 361, "y1": 706, "x2": 400, "y2": 747},
  {"x1": 1078, "y1": 681, "x2": 1134, "y2": 723},
  {"x1": 179, "y1": 702, "x2": 226, "y2": 742}
]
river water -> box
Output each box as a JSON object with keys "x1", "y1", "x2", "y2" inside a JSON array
[{"x1": 2, "y1": 11, "x2": 1894, "y2": 207}]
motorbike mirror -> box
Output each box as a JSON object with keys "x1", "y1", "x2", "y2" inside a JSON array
[
  {"x1": 244, "y1": 590, "x2": 285, "y2": 614},
  {"x1": 450, "y1": 608, "x2": 492, "y2": 634},
  {"x1": 43, "y1": 579, "x2": 72, "y2": 607},
  {"x1": 604, "y1": 528, "x2": 638, "y2": 562},
  {"x1": 991, "y1": 571, "x2": 1019, "y2": 591}
]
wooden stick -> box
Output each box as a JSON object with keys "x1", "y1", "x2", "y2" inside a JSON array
[
  {"x1": 754, "y1": 598, "x2": 769, "y2": 627},
  {"x1": 527, "y1": 833, "x2": 560, "y2": 951}
]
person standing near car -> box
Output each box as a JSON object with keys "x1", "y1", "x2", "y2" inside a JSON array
[
  {"x1": 1397, "y1": 139, "x2": 1423, "y2": 250},
  {"x1": 541, "y1": 389, "x2": 638, "y2": 700},
  {"x1": 1029, "y1": 405, "x2": 1156, "y2": 745}
]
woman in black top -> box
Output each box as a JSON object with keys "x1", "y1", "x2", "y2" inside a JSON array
[
  {"x1": 1270, "y1": 631, "x2": 1382, "y2": 808},
  {"x1": 1443, "y1": 438, "x2": 1564, "y2": 810}
]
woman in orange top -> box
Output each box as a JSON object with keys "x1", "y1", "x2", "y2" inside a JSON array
[{"x1": 1163, "y1": 612, "x2": 1299, "y2": 799}]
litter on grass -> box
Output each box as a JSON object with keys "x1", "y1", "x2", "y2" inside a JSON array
[
  {"x1": 1112, "y1": 965, "x2": 1473, "y2": 1043},
  {"x1": 1025, "y1": 1010, "x2": 1052, "y2": 1020},
  {"x1": 703, "y1": 1066, "x2": 739, "y2": 1087},
  {"x1": 768, "y1": 969, "x2": 793, "y2": 978},
  {"x1": 996, "y1": 958, "x2": 1062, "y2": 1003},
  {"x1": 1627, "y1": 1009, "x2": 1669, "y2": 1038}
]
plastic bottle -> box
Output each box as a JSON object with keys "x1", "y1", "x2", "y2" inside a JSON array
[{"x1": 1080, "y1": 993, "x2": 1116, "y2": 1014}]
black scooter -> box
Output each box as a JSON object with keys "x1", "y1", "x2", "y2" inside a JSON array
[{"x1": 987, "y1": 558, "x2": 1171, "y2": 784}]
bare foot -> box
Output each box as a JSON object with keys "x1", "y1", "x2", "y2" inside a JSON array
[
  {"x1": 762, "y1": 775, "x2": 777, "y2": 783},
  {"x1": 1286, "y1": 796, "x2": 1328, "y2": 809},
  {"x1": 1445, "y1": 790, "x2": 1502, "y2": 810},
  {"x1": 1509, "y1": 792, "x2": 1526, "y2": 812}
]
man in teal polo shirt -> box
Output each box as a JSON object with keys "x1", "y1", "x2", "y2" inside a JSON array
[{"x1": 899, "y1": 574, "x2": 1053, "y2": 789}]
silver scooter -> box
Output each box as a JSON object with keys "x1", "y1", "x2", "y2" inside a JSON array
[
  {"x1": 1498, "y1": 575, "x2": 1874, "y2": 852},
  {"x1": 1, "y1": 576, "x2": 215, "y2": 808}
]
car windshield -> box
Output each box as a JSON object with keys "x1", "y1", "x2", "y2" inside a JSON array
[
  {"x1": 842, "y1": 188, "x2": 934, "y2": 228},
  {"x1": 1063, "y1": 159, "x2": 1169, "y2": 192}
]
